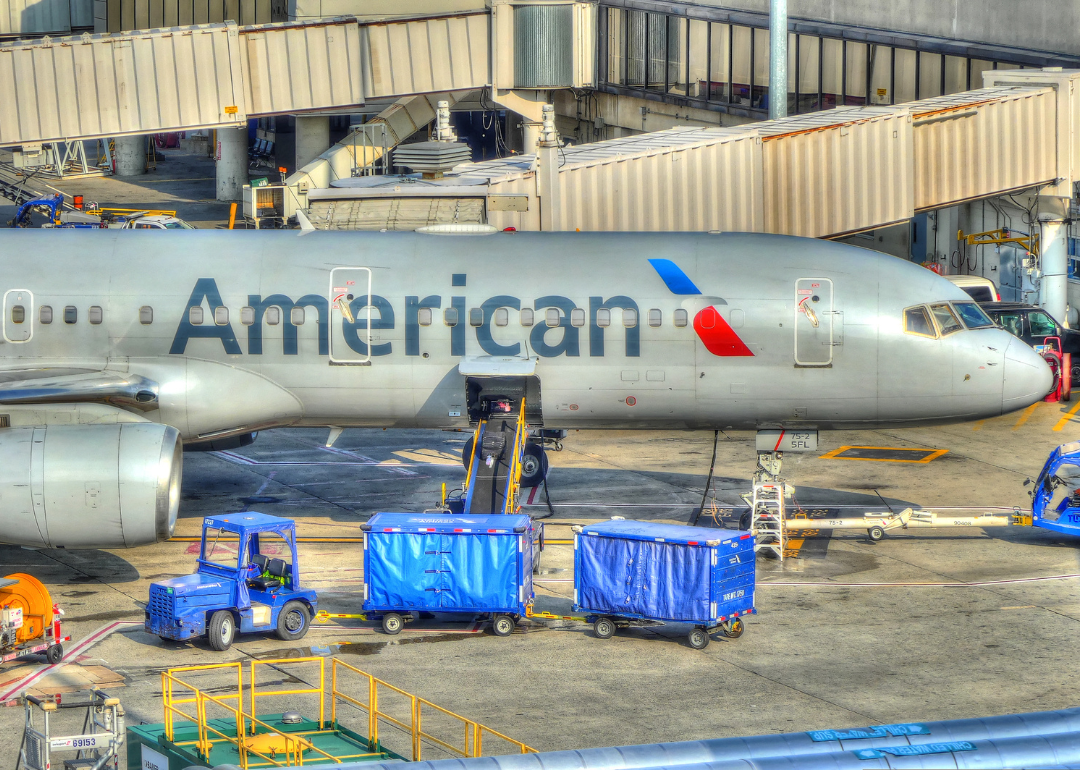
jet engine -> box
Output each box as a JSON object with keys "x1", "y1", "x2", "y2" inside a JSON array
[{"x1": 0, "y1": 424, "x2": 182, "y2": 549}]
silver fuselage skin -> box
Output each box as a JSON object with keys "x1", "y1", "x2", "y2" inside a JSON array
[{"x1": 0, "y1": 230, "x2": 1052, "y2": 439}]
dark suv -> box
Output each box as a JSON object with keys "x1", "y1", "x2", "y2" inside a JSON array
[{"x1": 980, "y1": 302, "x2": 1080, "y2": 381}]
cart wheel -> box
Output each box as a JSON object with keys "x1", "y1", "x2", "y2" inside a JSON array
[
  {"x1": 687, "y1": 628, "x2": 710, "y2": 650},
  {"x1": 381, "y1": 612, "x2": 404, "y2": 635},
  {"x1": 722, "y1": 618, "x2": 745, "y2": 639},
  {"x1": 276, "y1": 601, "x2": 310, "y2": 642},
  {"x1": 208, "y1": 611, "x2": 236, "y2": 651},
  {"x1": 492, "y1": 615, "x2": 515, "y2": 637},
  {"x1": 46, "y1": 644, "x2": 64, "y2": 664},
  {"x1": 867, "y1": 526, "x2": 885, "y2": 542},
  {"x1": 593, "y1": 617, "x2": 615, "y2": 639},
  {"x1": 739, "y1": 512, "x2": 752, "y2": 531}
]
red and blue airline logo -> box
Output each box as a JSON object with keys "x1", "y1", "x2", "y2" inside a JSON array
[{"x1": 648, "y1": 259, "x2": 753, "y2": 357}]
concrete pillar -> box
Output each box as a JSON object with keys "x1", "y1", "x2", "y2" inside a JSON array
[
  {"x1": 932, "y1": 206, "x2": 959, "y2": 275},
  {"x1": 113, "y1": 135, "x2": 146, "y2": 176},
  {"x1": 522, "y1": 121, "x2": 542, "y2": 155},
  {"x1": 216, "y1": 127, "x2": 248, "y2": 201},
  {"x1": 295, "y1": 115, "x2": 330, "y2": 171},
  {"x1": 1040, "y1": 206, "x2": 1069, "y2": 324}
]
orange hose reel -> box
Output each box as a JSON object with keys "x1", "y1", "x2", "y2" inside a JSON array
[{"x1": 0, "y1": 573, "x2": 54, "y2": 645}]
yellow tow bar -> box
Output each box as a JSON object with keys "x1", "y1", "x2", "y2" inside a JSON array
[
  {"x1": 525, "y1": 606, "x2": 588, "y2": 622},
  {"x1": 314, "y1": 610, "x2": 368, "y2": 623}
]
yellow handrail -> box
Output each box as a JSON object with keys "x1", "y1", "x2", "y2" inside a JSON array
[
  {"x1": 250, "y1": 658, "x2": 326, "y2": 729},
  {"x1": 162, "y1": 662, "x2": 242, "y2": 742},
  {"x1": 463, "y1": 421, "x2": 482, "y2": 493},
  {"x1": 504, "y1": 399, "x2": 528, "y2": 513}
]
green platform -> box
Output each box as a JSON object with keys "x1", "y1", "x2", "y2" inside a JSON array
[{"x1": 128, "y1": 713, "x2": 405, "y2": 769}]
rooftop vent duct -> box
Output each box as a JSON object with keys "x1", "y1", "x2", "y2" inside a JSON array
[{"x1": 393, "y1": 142, "x2": 472, "y2": 178}]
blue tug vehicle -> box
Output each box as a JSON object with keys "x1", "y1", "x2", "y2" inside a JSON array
[{"x1": 145, "y1": 513, "x2": 317, "y2": 650}]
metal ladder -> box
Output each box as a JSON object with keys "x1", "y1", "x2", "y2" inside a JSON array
[{"x1": 750, "y1": 480, "x2": 786, "y2": 560}]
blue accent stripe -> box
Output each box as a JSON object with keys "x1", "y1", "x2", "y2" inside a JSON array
[{"x1": 648, "y1": 259, "x2": 701, "y2": 295}]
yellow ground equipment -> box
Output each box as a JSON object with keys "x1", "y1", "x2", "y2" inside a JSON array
[{"x1": 0, "y1": 573, "x2": 69, "y2": 664}]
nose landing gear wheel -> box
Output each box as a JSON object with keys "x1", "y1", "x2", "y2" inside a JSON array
[
  {"x1": 687, "y1": 628, "x2": 710, "y2": 649},
  {"x1": 492, "y1": 614, "x2": 515, "y2": 637},
  {"x1": 519, "y1": 443, "x2": 549, "y2": 488},
  {"x1": 382, "y1": 612, "x2": 404, "y2": 635},
  {"x1": 593, "y1": 617, "x2": 615, "y2": 639},
  {"x1": 721, "y1": 618, "x2": 744, "y2": 639},
  {"x1": 867, "y1": 525, "x2": 885, "y2": 542}
]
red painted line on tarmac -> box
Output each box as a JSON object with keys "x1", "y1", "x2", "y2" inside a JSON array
[{"x1": 527, "y1": 486, "x2": 539, "y2": 505}]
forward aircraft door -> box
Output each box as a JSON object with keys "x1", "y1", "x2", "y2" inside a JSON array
[
  {"x1": 794, "y1": 279, "x2": 840, "y2": 366},
  {"x1": 328, "y1": 268, "x2": 372, "y2": 365},
  {"x1": 3, "y1": 289, "x2": 33, "y2": 343}
]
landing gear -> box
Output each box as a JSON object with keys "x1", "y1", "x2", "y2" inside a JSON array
[{"x1": 519, "y1": 443, "x2": 548, "y2": 487}]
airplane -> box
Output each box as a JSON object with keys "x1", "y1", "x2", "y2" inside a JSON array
[{"x1": 0, "y1": 229, "x2": 1052, "y2": 549}]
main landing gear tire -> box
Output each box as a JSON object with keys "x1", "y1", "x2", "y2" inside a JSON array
[
  {"x1": 867, "y1": 525, "x2": 885, "y2": 542},
  {"x1": 593, "y1": 617, "x2": 616, "y2": 639},
  {"x1": 722, "y1": 618, "x2": 744, "y2": 639},
  {"x1": 739, "y1": 512, "x2": 752, "y2": 531},
  {"x1": 208, "y1": 610, "x2": 236, "y2": 651},
  {"x1": 519, "y1": 443, "x2": 549, "y2": 488},
  {"x1": 276, "y1": 601, "x2": 311, "y2": 642},
  {"x1": 492, "y1": 615, "x2": 515, "y2": 637},
  {"x1": 382, "y1": 612, "x2": 404, "y2": 635},
  {"x1": 687, "y1": 628, "x2": 710, "y2": 650},
  {"x1": 46, "y1": 644, "x2": 64, "y2": 664}
]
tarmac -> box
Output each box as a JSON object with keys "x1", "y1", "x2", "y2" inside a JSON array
[{"x1": 2, "y1": 153, "x2": 1080, "y2": 767}]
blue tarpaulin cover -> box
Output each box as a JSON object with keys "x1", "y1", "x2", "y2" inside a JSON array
[
  {"x1": 574, "y1": 520, "x2": 754, "y2": 624},
  {"x1": 364, "y1": 513, "x2": 533, "y2": 614}
]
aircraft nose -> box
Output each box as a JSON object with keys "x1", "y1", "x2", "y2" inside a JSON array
[{"x1": 1002, "y1": 336, "x2": 1054, "y2": 413}]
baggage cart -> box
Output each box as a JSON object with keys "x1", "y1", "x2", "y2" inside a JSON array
[
  {"x1": 361, "y1": 513, "x2": 536, "y2": 637},
  {"x1": 572, "y1": 520, "x2": 755, "y2": 649}
]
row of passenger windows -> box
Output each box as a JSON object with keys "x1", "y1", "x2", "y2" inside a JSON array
[{"x1": 13, "y1": 305, "x2": 106, "y2": 325}]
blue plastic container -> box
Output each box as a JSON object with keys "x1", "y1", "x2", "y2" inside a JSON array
[
  {"x1": 362, "y1": 513, "x2": 535, "y2": 634},
  {"x1": 573, "y1": 520, "x2": 755, "y2": 646}
]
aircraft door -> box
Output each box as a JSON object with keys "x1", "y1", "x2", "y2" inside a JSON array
[
  {"x1": 794, "y1": 279, "x2": 834, "y2": 366},
  {"x1": 3, "y1": 289, "x2": 33, "y2": 343},
  {"x1": 328, "y1": 268, "x2": 372, "y2": 365}
]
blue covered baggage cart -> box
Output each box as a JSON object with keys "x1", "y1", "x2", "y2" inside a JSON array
[
  {"x1": 361, "y1": 512, "x2": 536, "y2": 637},
  {"x1": 572, "y1": 520, "x2": 755, "y2": 649}
]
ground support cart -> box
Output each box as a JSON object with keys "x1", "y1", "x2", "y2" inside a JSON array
[
  {"x1": 362, "y1": 513, "x2": 536, "y2": 637},
  {"x1": 1, "y1": 575, "x2": 70, "y2": 665},
  {"x1": 572, "y1": 520, "x2": 755, "y2": 650}
]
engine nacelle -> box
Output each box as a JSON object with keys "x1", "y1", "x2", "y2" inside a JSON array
[{"x1": 0, "y1": 424, "x2": 181, "y2": 549}]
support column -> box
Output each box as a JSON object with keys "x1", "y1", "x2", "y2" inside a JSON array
[
  {"x1": 113, "y1": 135, "x2": 146, "y2": 177},
  {"x1": 522, "y1": 120, "x2": 542, "y2": 155},
  {"x1": 295, "y1": 116, "x2": 330, "y2": 171},
  {"x1": 1040, "y1": 200, "x2": 1070, "y2": 324},
  {"x1": 216, "y1": 127, "x2": 247, "y2": 201},
  {"x1": 768, "y1": 0, "x2": 788, "y2": 119},
  {"x1": 932, "y1": 206, "x2": 958, "y2": 275},
  {"x1": 536, "y1": 105, "x2": 560, "y2": 231}
]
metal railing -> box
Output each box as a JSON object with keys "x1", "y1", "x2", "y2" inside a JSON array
[
  {"x1": 331, "y1": 658, "x2": 537, "y2": 761},
  {"x1": 162, "y1": 662, "x2": 243, "y2": 745},
  {"x1": 504, "y1": 399, "x2": 528, "y2": 513},
  {"x1": 250, "y1": 656, "x2": 326, "y2": 729}
]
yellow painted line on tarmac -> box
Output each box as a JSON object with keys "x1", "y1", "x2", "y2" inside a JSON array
[
  {"x1": 972, "y1": 420, "x2": 984, "y2": 431},
  {"x1": 1012, "y1": 402, "x2": 1041, "y2": 430},
  {"x1": 1053, "y1": 399, "x2": 1080, "y2": 432},
  {"x1": 782, "y1": 538, "x2": 805, "y2": 559}
]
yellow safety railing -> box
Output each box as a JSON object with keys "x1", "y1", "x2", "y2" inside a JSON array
[
  {"x1": 250, "y1": 657, "x2": 326, "y2": 729},
  {"x1": 163, "y1": 663, "x2": 242, "y2": 744},
  {"x1": 463, "y1": 421, "x2": 482, "y2": 493},
  {"x1": 504, "y1": 399, "x2": 528, "y2": 513},
  {"x1": 330, "y1": 659, "x2": 537, "y2": 761}
]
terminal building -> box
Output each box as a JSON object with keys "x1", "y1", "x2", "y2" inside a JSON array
[{"x1": 1, "y1": 0, "x2": 1079, "y2": 318}]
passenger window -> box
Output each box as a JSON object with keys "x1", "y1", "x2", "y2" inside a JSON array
[
  {"x1": 469, "y1": 308, "x2": 484, "y2": 327},
  {"x1": 214, "y1": 307, "x2": 229, "y2": 325},
  {"x1": 952, "y1": 302, "x2": 994, "y2": 329},
  {"x1": 1029, "y1": 312, "x2": 1058, "y2": 337},
  {"x1": 545, "y1": 308, "x2": 561, "y2": 327},
  {"x1": 997, "y1": 313, "x2": 1022, "y2": 337},
  {"x1": 623, "y1": 308, "x2": 638, "y2": 328},
  {"x1": 39, "y1": 306, "x2": 52, "y2": 324},
  {"x1": 266, "y1": 307, "x2": 281, "y2": 325},
  {"x1": 648, "y1": 309, "x2": 662, "y2": 327},
  {"x1": 11, "y1": 306, "x2": 24, "y2": 324},
  {"x1": 418, "y1": 308, "x2": 432, "y2": 326},
  {"x1": 88, "y1": 306, "x2": 103, "y2": 325},
  {"x1": 444, "y1": 307, "x2": 459, "y2": 326},
  {"x1": 570, "y1": 308, "x2": 586, "y2": 327},
  {"x1": 596, "y1": 308, "x2": 611, "y2": 328},
  {"x1": 189, "y1": 306, "x2": 203, "y2": 325},
  {"x1": 240, "y1": 306, "x2": 254, "y2": 325},
  {"x1": 290, "y1": 307, "x2": 304, "y2": 325},
  {"x1": 494, "y1": 308, "x2": 509, "y2": 327},
  {"x1": 673, "y1": 309, "x2": 688, "y2": 328},
  {"x1": 139, "y1": 306, "x2": 153, "y2": 325},
  {"x1": 904, "y1": 306, "x2": 935, "y2": 337},
  {"x1": 520, "y1": 308, "x2": 534, "y2": 327},
  {"x1": 929, "y1": 303, "x2": 963, "y2": 336},
  {"x1": 64, "y1": 306, "x2": 77, "y2": 324}
]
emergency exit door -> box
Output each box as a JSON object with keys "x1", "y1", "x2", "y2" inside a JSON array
[
  {"x1": 3, "y1": 289, "x2": 33, "y2": 343},
  {"x1": 328, "y1": 268, "x2": 372, "y2": 365},
  {"x1": 794, "y1": 279, "x2": 836, "y2": 366}
]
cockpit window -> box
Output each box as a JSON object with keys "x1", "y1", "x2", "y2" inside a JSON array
[
  {"x1": 952, "y1": 302, "x2": 995, "y2": 329},
  {"x1": 904, "y1": 306, "x2": 936, "y2": 338},
  {"x1": 929, "y1": 303, "x2": 963, "y2": 336}
]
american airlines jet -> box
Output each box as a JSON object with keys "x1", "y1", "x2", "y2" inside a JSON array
[{"x1": 0, "y1": 229, "x2": 1051, "y2": 549}]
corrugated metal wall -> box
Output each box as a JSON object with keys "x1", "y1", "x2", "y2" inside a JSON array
[
  {"x1": 514, "y1": 4, "x2": 572, "y2": 88},
  {"x1": 0, "y1": 23, "x2": 245, "y2": 145},
  {"x1": 760, "y1": 110, "x2": 914, "y2": 237},
  {"x1": 911, "y1": 88, "x2": 1058, "y2": 211},
  {"x1": 242, "y1": 19, "x2": 362, "y2": 115},
  {"x1": 362, "y1": 13, "x2": 489, "y2": 98},
  {"x1": 1, "y1": 0, "x2": 73, "y2": 36}
]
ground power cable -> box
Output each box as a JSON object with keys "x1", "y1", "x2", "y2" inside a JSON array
[{"x1": 690, "y1": 430, "x2": 720, "y2": 526}]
